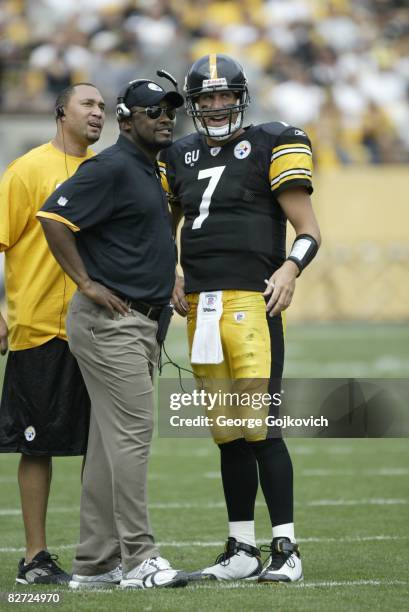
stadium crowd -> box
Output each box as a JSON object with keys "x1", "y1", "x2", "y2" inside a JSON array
[{"x1": 0, "y1": 0, "x2": 408, "y2": 165}]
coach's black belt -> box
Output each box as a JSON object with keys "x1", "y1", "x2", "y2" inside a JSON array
[{"x1": 126, "y1": 300, "x2": 164, "y2": 321}]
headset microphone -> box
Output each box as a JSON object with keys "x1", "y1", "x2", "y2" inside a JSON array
[
  {"x1": 156, "y1": 69, "x2": 179, "y2": 91},
  {"x1": 56, "y1": 105, "x2": 65, "y2": 118}
]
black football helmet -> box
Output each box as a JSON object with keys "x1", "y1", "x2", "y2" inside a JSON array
[{"x1": 184, "y1": 54, "x2": 250, "y2": 140}]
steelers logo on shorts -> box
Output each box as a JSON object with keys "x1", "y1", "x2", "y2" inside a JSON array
[{"x1": 24, "y1": 426, "x2": 36, "y2": 442}]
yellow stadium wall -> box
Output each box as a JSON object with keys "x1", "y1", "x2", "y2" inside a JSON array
[{"x1": 287, "y1": 166, "x2": 409, "y2": 322}]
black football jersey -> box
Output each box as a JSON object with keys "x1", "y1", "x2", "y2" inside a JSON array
[{"x1": 159, "y1": 122, "x2": 313, "y2": 293}]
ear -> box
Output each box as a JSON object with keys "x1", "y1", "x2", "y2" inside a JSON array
[{"x1": 119, "y1": 117, "x2": 132, "y2": 132}]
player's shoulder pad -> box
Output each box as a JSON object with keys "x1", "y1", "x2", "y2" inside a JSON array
[{"x1": 255, "y1": 122, "x2": 311, "y2": 146}]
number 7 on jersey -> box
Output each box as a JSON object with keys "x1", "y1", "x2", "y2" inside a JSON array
[{"x1": 192, "y1": 166, "x2": 226, "y2": 230}]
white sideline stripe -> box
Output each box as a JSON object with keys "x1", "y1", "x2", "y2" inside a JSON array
[
  {"x1": 205, "y1": 468, "x2": 409, "y2": 479},
  {"x1": 192, "y1": 579, "x2": 409, "y2": 590},
  {"x1": 3, "y1": 467, "x2": 407, "y2": 484},
  {"x1": 67, "y1": 580, "x2": 409, "y2": 593},
  {"x1": 1, "y1": 535, "x2": 408, "y2": 554},
  {"x1": 301, "y1": 468, "x2": 409, "y2": 476},
  {"x1": 1, "y1": 498, "x2": 407, "y2": 516},
  {"x1": 293, "y1": 580, "x2": 409, "y2": 589},
  {"x1": 305, "y1": 498, "x2": 408, "y2": 506}
]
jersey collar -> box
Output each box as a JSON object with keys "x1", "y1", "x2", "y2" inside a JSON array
[{"x1": 116, "y1": 134, "x2": 156, "y2": 171}]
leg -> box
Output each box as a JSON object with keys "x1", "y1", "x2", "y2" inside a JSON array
[
  {"x1": 73, "y1": 397, "x2": 121, "y2": 574},
  {"x1": 248, "y1": 438, "x2": 293, "y2": 528},
  {"x1": 234, "y1": 310, "x2": 302, "y2": 583},
  {"x1": 187, "y1": 295, "x2": 259, "y2": 531},
  {"x1": 18, "y1": 454, "x2": 52, "y2": 562},
  {"x1": 68, "y1": 293, "x2": 159, "y2": 575},
  {"x1": 186, "y1": 293, "x2": 261, "y2": 581},
  {"x1": 0, "y1": 340, "x2": 86, "y2": 584}
]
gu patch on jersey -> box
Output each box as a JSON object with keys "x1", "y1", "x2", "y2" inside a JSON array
[
  {"x1": 234, "y1": 140, "x2": 251, "y2": 159},
  {"x1": 57, "y1": 196, "x2": 68, "y2": 207},
  {"x1": 24, "y1": 426, "x2": 36, "y2": 442},
  {"x1": 234, "y1": 312, "x2": 246, "y2": 322},
  {"x1": 185, "y1": 150, "x2": 199, "y2": 166}
]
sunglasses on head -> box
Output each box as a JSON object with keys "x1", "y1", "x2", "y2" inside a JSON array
[{"x1": 133, "y1": 106, "x2": 177, "y2": 120}]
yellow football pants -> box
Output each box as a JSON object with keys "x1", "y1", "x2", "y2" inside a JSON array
[{"x1": 187, "y1": 290, "x2": 285, "y2": 443}]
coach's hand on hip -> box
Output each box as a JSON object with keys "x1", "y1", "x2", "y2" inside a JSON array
[{"x1": 78, "y1": 279, "x2": 129, "y2": 318}]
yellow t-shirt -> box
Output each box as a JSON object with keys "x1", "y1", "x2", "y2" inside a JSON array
[{"x1": 0, "y1": 142, "x2": 93, "y2": 350}]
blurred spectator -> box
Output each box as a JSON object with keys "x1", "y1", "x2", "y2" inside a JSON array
[
  {"x1": 0, "y1": 0, "x2": 408, "y2": 163},
  {"x1": 267, "y1": 64, "x2": 325, "y2": 126}
]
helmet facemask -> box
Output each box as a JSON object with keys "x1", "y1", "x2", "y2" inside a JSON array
[{"x1": 186, "y1": 91, "x2": 250, "y2": 141}]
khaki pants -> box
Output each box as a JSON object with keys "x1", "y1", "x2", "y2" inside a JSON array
[{"x1": 67, "y1": 291, "x2": 159, "y2": 575}]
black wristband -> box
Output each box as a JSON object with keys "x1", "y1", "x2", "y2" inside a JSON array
[{"x1": 286, "y1": 233, "x2": 319, "y2": 275}]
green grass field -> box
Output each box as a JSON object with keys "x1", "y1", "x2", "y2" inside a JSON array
[{"x1": 0, "y1": 323, "x2": 408, "y2": 611}]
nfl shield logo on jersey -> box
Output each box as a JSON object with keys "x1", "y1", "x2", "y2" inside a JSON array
[{"x1": 234, "y1": 140, "x2": 251, "y2": 159}]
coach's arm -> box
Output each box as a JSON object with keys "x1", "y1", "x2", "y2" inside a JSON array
[{"x1": 39, "y1": 218, "x2": 128, "y2": 317}]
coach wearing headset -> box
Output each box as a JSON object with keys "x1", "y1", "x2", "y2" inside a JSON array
[
  {"x1": 0, "y1": 82, "x2": 104, "y2": 585},
  {"x1": 37, "y1": 78, "x2": 186, "y2": 590}
]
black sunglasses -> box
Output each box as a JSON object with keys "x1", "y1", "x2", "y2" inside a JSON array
[{"x1": 133, "y1": 106, "x2": 177, "y2": 120}]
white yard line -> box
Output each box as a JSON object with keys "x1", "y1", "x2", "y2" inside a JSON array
[
  {"x1": 1, "y1": 535, "x2": 408, "y2": 554},
  {"x1": 197, "y1": 579, "x2": 409, "y2": 590},
  {"x1": 205, "y1": 468, "x2": 409, "y2": 478},
  {"x1": 0, "y1": 497, "x2": 407, "y2": 516},
  {"x1": 300, "y1": 468, "x2": 409, "y2": 476}
]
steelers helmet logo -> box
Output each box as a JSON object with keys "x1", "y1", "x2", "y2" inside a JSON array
[
  {"x1": 148, "y1": 83, "x2": 163, "y2": 91},
  {"x1": 234, "y1": 140, "x2": 251, "y2": 159},
  {"x1": 24, "y1": 426, "x2": 36, "y2": 442}
]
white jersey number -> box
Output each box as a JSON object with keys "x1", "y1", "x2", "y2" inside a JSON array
[{"x1": 192, "y1": 166, "x2": 226, "y2": 230}]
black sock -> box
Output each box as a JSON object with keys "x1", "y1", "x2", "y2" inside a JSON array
[
  {"x1": 218, "y1": 438, "x2": 258, "y2": 522},
  {"x1": 248, "y1": 438, "x2": 293, "y2": 526}
]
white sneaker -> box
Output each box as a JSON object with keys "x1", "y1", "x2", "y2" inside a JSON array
[
  {"x1": 119, "y1": 556, "x2": 187, "y2": 589},
  {"x1": 69, "y1": 564, "x2": 122, "y2": 589},
  {"x1": 258, "y1": 537, "x2": 303, "y2": 583},
  {"x1": 188, "y1": 538, "x2": 262, "y2": 582}
]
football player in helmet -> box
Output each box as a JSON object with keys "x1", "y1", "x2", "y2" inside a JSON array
[{"x1": 159, "y1": 54, "x2": 321, "y2": 584}]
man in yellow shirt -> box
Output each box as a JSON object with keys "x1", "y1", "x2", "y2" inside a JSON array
[{"x1": 0, "y1": 83, "x2": 105, "y2": 584}]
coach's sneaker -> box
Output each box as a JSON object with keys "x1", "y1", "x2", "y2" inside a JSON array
[
  {"x1": 69, "y1": 564, "x2": 122, "y2": 589},
  {"x1": 258, "y1": 537, "x2": 303, "y2": 583},
  {"x1": 120, "y1": 556, "x2": 187, "y2": 589},
  {"x1": 16, "y1": 551, "x2": 70, "y2": 585},
  {"x1": 188, "y1": 538, "x2": 262, "y2": 582}
]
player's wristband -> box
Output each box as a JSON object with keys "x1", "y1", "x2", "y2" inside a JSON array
[{"x1": 286, "y1": 234, "x2": 319, "y2": 276}]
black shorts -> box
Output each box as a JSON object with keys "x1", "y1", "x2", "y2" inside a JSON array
[{"x1": 0, "y1": 337, "x2": 90, "y2": 455}]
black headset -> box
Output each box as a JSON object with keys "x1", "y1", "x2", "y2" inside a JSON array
[
  {"x1": 116, "y1": 79, "x2": 152, "y2": 119},
  {"x1": 55, "y1": 105, "x2": 65, "y2": 119},
  {"x1": 116, "y1": 70, "x2": 179, "y2": 119}
]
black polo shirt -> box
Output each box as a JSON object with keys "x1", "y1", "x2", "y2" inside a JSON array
[{"x1": 39, "y1": 134, "x2": 175, "y2": 304}]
